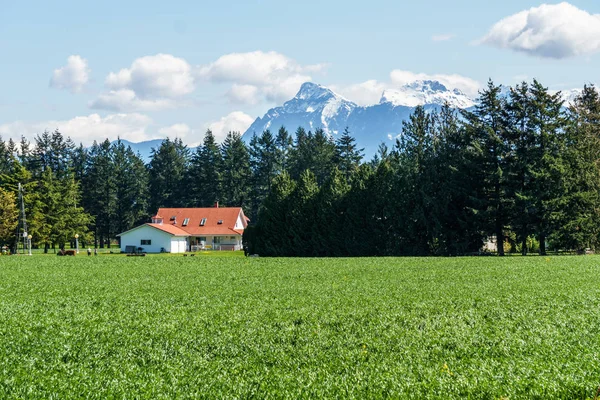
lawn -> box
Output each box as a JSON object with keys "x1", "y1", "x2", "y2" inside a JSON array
[{"x1": 0, "y1": 255, "x2": 599, "y2": 398}]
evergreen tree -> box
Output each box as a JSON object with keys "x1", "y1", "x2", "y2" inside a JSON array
[
  {"x1": 395, "y1": 106, "x2": 437, "y2": 255},
  {"x1": 83, "y1": 139, "x2": 116, "y2": 248},
  {"x1": 32, "y1": 130, "x2": 52, "y2": 177},
  {"x1": 275, "y1": 126, "x2": 293, "y2": 173},
  {"x1": 112, "y1": 140, "x2": 150, "y2": 239},
  {"x1": 188, "y1": 130, "x2": 222, "y2": 207},
  {"x1": 245, "y1": 172, "x2": 296, "y2": 256},
  {"x1": 6, "y1": 139, "x2": 17, "y2": 159},
  {"x1": 504, "y1": 82, "x2": 535, "y2": 254},
  {"x1": 288, "y1": 170, "x2": 319, "y2": 255},
  {"x1": 0, "y1": 187, "x2": 18, "y2": 246},
  {"x1": 0, "y1": 136, "x2": 11, "y2": 175},
  {"x1": 51, "y1": 173, "x2": 93, "y2": 249},
  {"x1": 71, "y1": 143, "x2": 88, "y2": 184},
  {"x1": 556, "y1": 85, "x2": 600, "y2": 251},
  {"x1": 221, "y1": 131, "x2": 251, "y2": 207},
  {"x1": 528, "y1": 80, "x2": 568, "y2": 255},
  {"x1": 312, "y1": 167, "x2": 350, "y2": 256},
  {"x1": 19, "y1": 136, "x2": 31, "y2": 168},
  {"x1": 148, "y1": 138, "x2": 190, "y2": 210},
  {"x1": 248, "y1": 130, "x2": 278, "y2": 219},
  {"x1": 433, "y1": 104, "x2": 483, "y2": 255},
  {"x1": 463, "y1": 80, "x2": 511, "y2": 255},
  {"x1": 334, "y1": 127, "x2": 364, "y2": 178}
]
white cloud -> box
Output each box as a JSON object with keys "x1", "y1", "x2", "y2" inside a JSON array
[
  {"x1": 89, "y1": 89, "x2": 175, "y2": 112},
  {"x1": 157, "y1": 123, "x2": 201, "y2": 145},
  {"x1": 50, "y1": 55, "x2": 90, "y2": 93},
  {"x1": 432, "y1": 34, "x2": 455, "y2": 42},
  {"x1": 207, "y1": 111, "x2": 254, "y2": 142},
  {"x1": 106, "y1": 53, "x2": 194, "y2": 97},
  {"x1": 479, "y1": 2, "x2": 600, "y2": 59},
  {"x1": 93, "y1": 54, "x2": 193, "y2": 112},
  {"x1": 0, "y1": 113, "x2": 156, "y2": 145},
  {"x1": 158, "y1": 123, "x2": 192, "y2": 138},
  {"x1": 199, "y1": 51, "x2": 327, "y2": 104},
  {"x1": 333, "y1": 80, "x2": 387, "y2": 106},
  {"x1": 226, "y1": 84, "x2": 260, "y2": 105}
]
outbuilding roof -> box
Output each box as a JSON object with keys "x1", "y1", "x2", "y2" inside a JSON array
[{"x1": 117, "y1": 223, "x2": 190, "y2": 237}]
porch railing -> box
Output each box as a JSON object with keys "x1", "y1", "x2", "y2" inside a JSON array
[{"x1": 190, "y1": 244, "x2": 242, "y2": 252}]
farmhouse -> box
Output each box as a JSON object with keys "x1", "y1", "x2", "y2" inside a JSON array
[{"x1": 118, "y1": 205, "x2": 249, "y2": 253}]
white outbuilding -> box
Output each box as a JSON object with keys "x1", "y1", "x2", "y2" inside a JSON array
[{"x1": 118, "y1": 223, "x2": 189, "y2": 254}]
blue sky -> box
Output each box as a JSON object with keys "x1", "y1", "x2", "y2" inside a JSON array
[{"x1": 1, "y1": 0, "x2": 600, "y2": 145}]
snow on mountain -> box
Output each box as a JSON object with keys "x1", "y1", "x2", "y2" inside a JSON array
[
  {"x1": 557, "y1": 88, "x2": 581, "y2": 106},
  {"x1": 244, "y1": 82, "x2": 357, "y2": 137},
  {"x1": 379, "y1": 80, "x2": 476, "y2": 109}
]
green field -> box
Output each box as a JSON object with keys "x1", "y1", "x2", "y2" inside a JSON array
[{"x1": 1, "y1": 255, "x2": 600, "y2": 398}]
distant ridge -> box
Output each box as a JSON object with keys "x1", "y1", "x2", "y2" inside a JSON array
[{"x1": 241, "y1": 81, "x2": 478, "y2": 157}]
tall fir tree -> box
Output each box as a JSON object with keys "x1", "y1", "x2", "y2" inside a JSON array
[
  {"x1": 334, "y1": 127, "x2": 364, "y2": 179},
  {"x1": 248, "y1": 130, "x2": 279, "y2": 219},
  {"x1": 556, "y1": 85, "x2": 600, "y2": 251},
  {"x1": 148, "y1": 138, "x2": 190, "y2": 210},
  {"x1": 112, "y1": 140, "x2": 150, "y2": 239},
  {"x1": 527, "y1": 80, "x2": 568, "y2": 255},
  {"x1": 462, "y1": 80, "x2": 511, "y2": 255},
  {"x1": 221, "y1": 131, "x2": 251, "y2": 207},
  {"x1": 83, "y1": 139, "x2": 116, "y2": 248},
  {"x1": 189, "y1": 130, "x2": 222, "y2": 207}
]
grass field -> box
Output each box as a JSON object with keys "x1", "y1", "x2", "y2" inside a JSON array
[{"x1": 1, "y1": 255, "x2": 600, "y2": 398}]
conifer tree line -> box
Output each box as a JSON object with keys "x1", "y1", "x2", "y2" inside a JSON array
[
  {"x1": 1, "y1": 79, "x2": 600, "y2": 256},
  {"x1": 245, "y1": 80, "x2": 600, "y2": 256}
]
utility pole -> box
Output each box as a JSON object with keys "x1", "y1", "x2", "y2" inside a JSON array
[{"x1": 14, "y1": 183, "x2": 28, "y2": 255}]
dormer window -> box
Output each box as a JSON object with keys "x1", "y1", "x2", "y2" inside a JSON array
[
  {"x1": 170, "y1": 216, "x2": 176, "y2": 221},
  {"x1": 182, "y1": 218, "x2": 190, "y2": 226},
  {"x1": 217, "y1": 220, "x2": 223, "y2": 225},
  {"x1": 200, "y1": 218, "x2": 207, "y2": 226}
]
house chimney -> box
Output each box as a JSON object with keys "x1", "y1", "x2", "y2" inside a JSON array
[{"x1": 214, "y1": 201, "x2": 219, "y2": 208}]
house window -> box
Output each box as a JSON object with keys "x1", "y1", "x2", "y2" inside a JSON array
[
  {"x1": 214, "y1": 237, "x2": 222, "y2": 244},
  {"x1": 198, "y1": 237, "x2": 207, "y2": 242},
  {"x1": 200, "y1": 218, "x2": 207, "y2": 226},
  {"x1": 182, "y1": 218, "x2": 190, "y2": 226},
  {"x1": 141, "y1": 240, "x2": 151, "y2": 245}
]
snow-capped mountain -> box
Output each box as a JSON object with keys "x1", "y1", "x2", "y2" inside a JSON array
[
  {"x1": 243, "y1": 80, "x2": 475, "y2": 157},
  {"x1": 379, "y1": 80, "x2": 476, "y2": 109},
  {"x1": 246, "y1": 82, "x2": 357, "y2": 136}
]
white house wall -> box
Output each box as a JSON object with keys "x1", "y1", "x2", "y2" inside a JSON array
[
  {"x1": 234, "y1": 212, "x2": 245, "y2": 230},
  {"x1": 120, "y1": 225, "x2": 184, "y2": 253}
]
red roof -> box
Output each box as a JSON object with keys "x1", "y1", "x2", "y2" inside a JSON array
[
  {"x1": 147, "y1": 223, "x2": 189, "y2": 236},
  {"x1": 117, "y1": 223, "x2": 190, "y2": 237},
  {"x1": 156, "y1": 207, "x2": 247, "y2": 236}
]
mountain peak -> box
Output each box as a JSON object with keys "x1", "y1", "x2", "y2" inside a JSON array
[
  {"x1": 295, "y1": 82, "x2": 336, "y2": 100},
  {"x1": 380, "y1": 80, "x2": 475, "y2": 108},
  {"x1": 405, "y1": 80, "x2": 449, "y2": 93}
]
